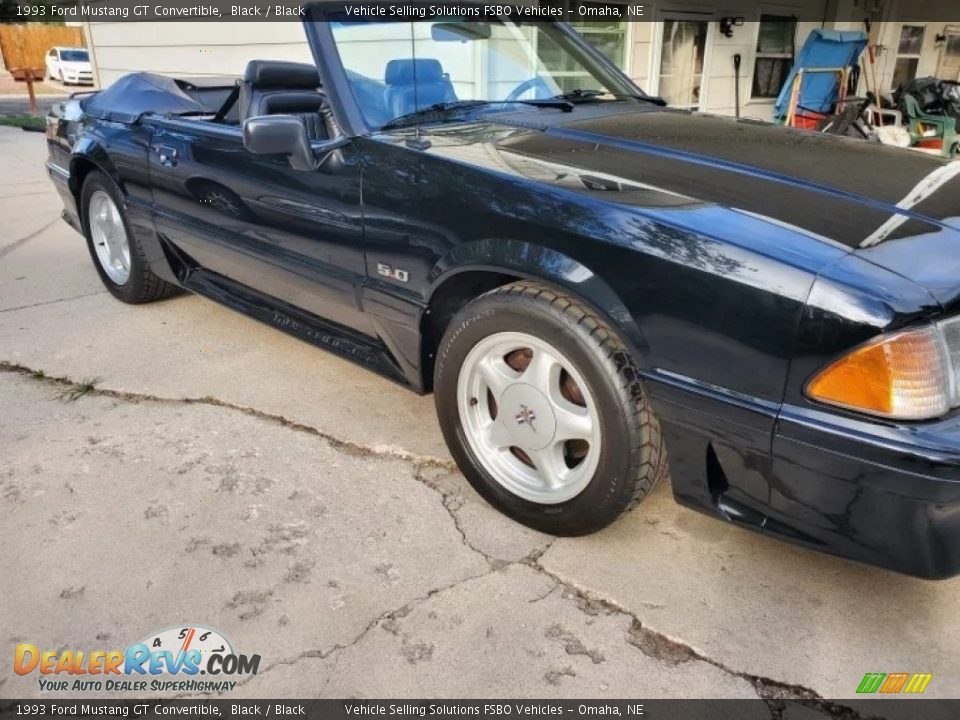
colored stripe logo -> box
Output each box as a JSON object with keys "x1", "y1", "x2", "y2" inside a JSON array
[{"x1": 857, "y1": 672, "x2": 932, "y2": 694}]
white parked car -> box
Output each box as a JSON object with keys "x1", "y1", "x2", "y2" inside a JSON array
[{"x1": 45, "y1": 47, "x2": 93, "y2": 85}]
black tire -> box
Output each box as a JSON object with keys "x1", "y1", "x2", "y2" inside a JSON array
[
  {"x1": 434, "y1": 281, "x2": 667, "y2": 536},
  {"x1": 80, "y1": 170, "x2": 178, "y2": 304}
]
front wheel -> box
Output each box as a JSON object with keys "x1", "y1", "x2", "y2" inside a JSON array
[{"x1": 434, "y1": 282, "x2": 666, "y2": 536}]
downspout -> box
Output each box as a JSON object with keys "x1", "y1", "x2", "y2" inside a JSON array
[
  {"x1": 82, "y1": 22, "x2": 101, "y2": 89},
  {"x1": 733, "y1": 53, "x2": 741, "y2": 118}
]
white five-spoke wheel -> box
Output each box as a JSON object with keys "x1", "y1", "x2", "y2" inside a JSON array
[
  {"x1": 457, "y1": 332, "x2": 600, "y2": 504},
  {"x1": 81, "y1": 170, "x2": 177, "y2": 304},
  {"x1": 435, "y1": 282, "x2": 666, "y2": 537},
  {"x1": 88, "y1": 189, "x2": 131, "y2": 285}
]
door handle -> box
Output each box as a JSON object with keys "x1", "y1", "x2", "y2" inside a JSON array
[{"x1": 156, "y1": 145, "x2": 179, "y2": 167}]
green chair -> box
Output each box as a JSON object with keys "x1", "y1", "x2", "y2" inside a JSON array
[{"x1": 902, "y1": 94, "x2": 959, "y2": 158}]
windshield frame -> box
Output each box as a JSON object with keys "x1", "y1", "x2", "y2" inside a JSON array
[{"x1": 304, "y1": 3, "x2": 651, "y2": 138}]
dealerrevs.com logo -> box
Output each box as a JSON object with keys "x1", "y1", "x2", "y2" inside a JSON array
[{"x1": 14, "y1": 625, "x2": 260, "y2": 693}]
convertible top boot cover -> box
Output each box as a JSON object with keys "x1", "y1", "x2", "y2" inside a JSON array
[{"x1": 81, "y1": 72, "x2": 238, "y2": 124}]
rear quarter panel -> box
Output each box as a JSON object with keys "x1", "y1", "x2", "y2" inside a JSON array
[{"x1": 48, "y1": 109, "x2": 175, "y2": 285}]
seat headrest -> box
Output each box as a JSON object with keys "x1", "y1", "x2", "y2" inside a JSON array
[
  {"x1": 384, "y1": 59, "x2": 444, "y2": 85},
  {"x1": 243, "y1": 60, "x2": 320, "y2": 89},
  {"x1": 259, "y1": 92, "x2": 325, "y2": 115}
]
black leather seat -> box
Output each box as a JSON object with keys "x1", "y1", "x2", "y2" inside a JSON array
[
  {"x1": 383, "y1": 59, "x2": 456, "y2": 118},
  {"x1": 239, "y1": 60, "x2": 329, "y2": 140}
]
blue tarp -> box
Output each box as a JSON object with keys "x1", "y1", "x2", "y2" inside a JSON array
[{"x1": 773, "y1": 29, "x2": 869, "y2": 119}]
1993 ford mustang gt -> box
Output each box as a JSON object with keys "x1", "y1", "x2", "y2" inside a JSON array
[{"x1": 46, "y1": 7, "x2": 960, "y2": 577}]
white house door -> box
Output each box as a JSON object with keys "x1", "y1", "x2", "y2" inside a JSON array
[
  {"x1": 938, "y1": 26, "x2": 960, "y2": 82},
  {"x1": 654, "y1": 13, "x2": 712, "y2": 110}
]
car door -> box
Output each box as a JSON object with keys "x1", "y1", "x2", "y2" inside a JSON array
[{"x1": 147, "y1": 117, "x2": 374, "y2": 336}]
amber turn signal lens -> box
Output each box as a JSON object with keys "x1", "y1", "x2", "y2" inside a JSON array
[{"x1": 806, "y1": 326, "x2": 951, "y2": 420}]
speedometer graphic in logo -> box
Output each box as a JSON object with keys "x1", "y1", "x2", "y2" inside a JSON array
[
  {"x1": 139, "y1": 625, "x2": 234, "y2": 663},
  {"x1": 128, "y1": 623, "x2": 260, "y2": 678}
]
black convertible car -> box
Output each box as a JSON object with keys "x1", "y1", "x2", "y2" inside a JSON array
[{"x1": 46, "y1": 8, "x2": 960, "y2": 578}]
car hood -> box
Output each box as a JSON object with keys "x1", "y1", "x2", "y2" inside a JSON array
[
  {"x1": 427, "y1": 105, "x2": 960, "y2": 307},
  {"x1": 59, "y1": 61, "x2": 91, "y2": 71}
]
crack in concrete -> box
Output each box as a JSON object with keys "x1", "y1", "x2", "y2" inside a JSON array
[
  {"x1": 3, "y1": 190, "x2": 56, "y2": 200},
  {"x1": 178, "y1": 566, "x2": 501, "y2": 698},
  {"x1": 413, "y1": 462, "x2": 524, "y2": 570},
  {"x1": 0, "y1": 290, "x2": 107, "y2": 314},
  {"x1": 524, "y1": 562, "x2": 876, "y2": 720},
  {"x1": 0, "y1": 216, "x2": 61, "y2": 260},
  {"x1": 0, "y1": 361, "x2": 456, "y2": 470},
  {"x1": 0, "y1": 181, "x2": 51, "y2": 189},
  {"x1": 0, "y1": 360, "x2": 873, "y2": 716},
  {"x1": 527, "y1": 582, "x2": 559, "y2": 605}
]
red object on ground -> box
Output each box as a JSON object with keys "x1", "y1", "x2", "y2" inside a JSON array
[{"x1": 791, "y1": 110, "x2": 828, "y2": 130}]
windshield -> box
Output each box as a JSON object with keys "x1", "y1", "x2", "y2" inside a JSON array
[
  {"x1": 60, "y1": 50, "x2": 89, "y2": 62},
  {"x1": 328, "y1": 20, "x2": 643, "y2": 130}
]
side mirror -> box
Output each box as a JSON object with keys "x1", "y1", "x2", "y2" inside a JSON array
[
  {"x1": 242, "y1": 115, "x2": 348, "y2": 172},
  {"x1": 243, "y1": 115, "x2": 313, "y2": 171}
]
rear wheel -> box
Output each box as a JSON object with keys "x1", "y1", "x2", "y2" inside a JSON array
[
  {"x1": 435, "y1": 282, "x2": 666, "y2": 536},
  {"x1": 81, "y1": 171, "x2": 177, "y2": 304}
]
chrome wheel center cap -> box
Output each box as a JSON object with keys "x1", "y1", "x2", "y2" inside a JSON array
[{"x1": 501, "y1": 383, "x2": 556, "y2": 451}]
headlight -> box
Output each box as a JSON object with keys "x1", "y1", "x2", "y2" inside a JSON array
[{"x1": 806, "y1": 316, "x2": 960, "y2": 420}]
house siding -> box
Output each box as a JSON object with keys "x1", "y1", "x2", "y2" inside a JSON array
[{"x1": 85, "y1": 21, "x2": 314, "y2": 86}]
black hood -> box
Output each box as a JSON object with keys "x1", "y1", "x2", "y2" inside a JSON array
[
  {"x1": 424, "y1": 105, "x2": 960, "y2": 306},
  {"x1": 498, "y1": 107, "x2": 959, "y2": 247}
]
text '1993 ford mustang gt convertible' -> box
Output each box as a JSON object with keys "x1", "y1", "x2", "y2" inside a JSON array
[{"x1": 45, "y1": 5, "x2": 960, "y2": 578}]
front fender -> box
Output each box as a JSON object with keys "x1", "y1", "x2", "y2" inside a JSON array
[{"x1": 428, "y1": 238, "x2": 651, "y2": 366}]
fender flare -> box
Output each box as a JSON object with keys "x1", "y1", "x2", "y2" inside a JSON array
[{"x1": 426, "y1": 238, "x2": 651, "y2": 367}]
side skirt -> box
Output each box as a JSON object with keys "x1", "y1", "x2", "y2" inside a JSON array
[{"x1": 183, "y1": 268, "x2": 410, "y2": 388}]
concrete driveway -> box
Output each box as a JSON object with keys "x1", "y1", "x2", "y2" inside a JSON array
[{"x1": 1, "y1": 125, "x2": 958, "y2": 711}]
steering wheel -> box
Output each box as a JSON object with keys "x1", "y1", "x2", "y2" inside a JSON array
[{"x1": 505, "y1": 76, "x2": 554, "y2": 103}]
